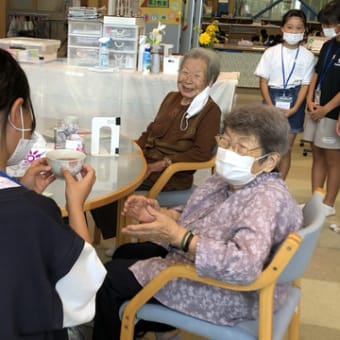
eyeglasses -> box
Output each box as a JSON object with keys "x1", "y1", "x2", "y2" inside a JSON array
[
  {"x1": 178, "y1": 69, "x2": 205, "y2": 82},
  {"x1": 216, "y1": 135, "x2": 263, "y2": 156}
]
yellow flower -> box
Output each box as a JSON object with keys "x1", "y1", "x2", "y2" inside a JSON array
[
  {"x1": 199, "y1": 32, "x2": 213, "y2": 46},
  {"x1": 199, "y1": 20, "x2": 219, "y2": 48},
  {"x1": 206, "y1": 24, "x2": 218, "y2": 34}
]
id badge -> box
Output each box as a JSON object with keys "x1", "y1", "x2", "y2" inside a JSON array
[
  {"x1": 314, "y1": 88, "x2": 321, "y2": 105},
  {"x1": 275, "y1": 95, "x2": 293, "y2": 110}
]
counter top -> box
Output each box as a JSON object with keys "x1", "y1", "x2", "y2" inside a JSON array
[
  {"x1": 214, "y1": 41, "x2": 320, "y2": 55},
  {"x1": 214, "y1": 43, "x2": 266, "y2": 53}
]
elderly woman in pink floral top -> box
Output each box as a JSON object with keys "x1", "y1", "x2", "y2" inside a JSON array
[{"x1": 92, "y1": 104, "x2": 303, "y2": 340}]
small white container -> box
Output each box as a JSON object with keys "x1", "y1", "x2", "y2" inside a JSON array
[{"x1": 163, "y1": 55, "x2": 182, "y2": 74}]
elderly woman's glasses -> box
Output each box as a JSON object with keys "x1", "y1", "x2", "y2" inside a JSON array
[
  {"x1": 216, "y1": 135, "x2": 262, "y2": 156},
  {"x1": 178, "y1": 69, "x2": 205, "y2": 82}
]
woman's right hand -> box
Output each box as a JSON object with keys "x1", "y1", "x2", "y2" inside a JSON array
[
  {"x1": 21, "y1": 157, "x2": 56, "y2": 194},
  {"x1": 63, "y1": 163, "x2": 96, "y2": 212},
  {"x1": 122, "y1": 195, "x2": 160, "y2": 223},
  {"x1": 307, "y1": 100, "x2": 318, "y2": 114}
]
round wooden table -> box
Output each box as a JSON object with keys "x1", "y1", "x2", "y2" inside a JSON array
[{"x1": 44, "y1": 135, "x2": 147, "y2": 245}]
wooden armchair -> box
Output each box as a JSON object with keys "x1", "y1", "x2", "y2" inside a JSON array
[
  {"x1": 120, "y1": 189, "x2": 325, "y2": 340},
  {"x1": 145, "y1": 154, "x2": 216, "y2": 207}
]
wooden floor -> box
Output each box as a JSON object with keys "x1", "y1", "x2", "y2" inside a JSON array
[{"x1": 93, "y1": 87, "x2": 340, "y2": 340}]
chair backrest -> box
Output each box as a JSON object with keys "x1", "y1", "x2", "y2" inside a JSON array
[
  {"x1": 146, "y1": 154, "x2": 216, "y2": 202},
  {"x1": 278, "y1": 189, "x2": 325, "y2": 284}
]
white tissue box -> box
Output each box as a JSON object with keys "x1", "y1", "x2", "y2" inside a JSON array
[{"x1": 163, "y1": 55, "x2": 182, "y2": 74}]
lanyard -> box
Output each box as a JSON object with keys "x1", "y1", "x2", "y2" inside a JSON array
[
  {"x1": 281, "y1": 45, "x2": 300, "y2": 92},
  {"x1": 0, "y1": 170, "x2": 22, "y2": 186},
  {"x1": 317, "y1": 40, "x2": 340, "y2": 89}
]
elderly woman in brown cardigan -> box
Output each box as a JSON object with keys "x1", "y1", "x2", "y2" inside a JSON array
[{"x1": 91, "y1": 47, "x2": 222, "y2": 239}]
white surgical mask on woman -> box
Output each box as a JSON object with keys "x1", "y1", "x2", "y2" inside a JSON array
[
  {"x1": 215, "y1": 147, "x2": 267, "y2": 186},
  {"x1": 283, "y1": 32, "x2": 304, "y2": 45},
  {"x1": 7, "y1": 106, "x2": 36, "y2": 166},
  {"x1": 322, "y1": 27, "x2": 337, "y2": 39}
]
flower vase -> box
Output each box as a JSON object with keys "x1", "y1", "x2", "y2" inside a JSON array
[{"x1": 151, "y1": 46, "x2": 161, "y2": 74}]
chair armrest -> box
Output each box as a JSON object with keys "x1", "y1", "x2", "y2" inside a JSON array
[
  {"x1": 121, "y1": 232, "x2": 301, "y2": 339},
  {"x1": 147, "y1": 156, "x2": 216, "y2": 199}
]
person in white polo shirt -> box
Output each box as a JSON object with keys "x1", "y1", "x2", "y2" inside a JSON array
[{"x1": 255, "y1": 9, "x2": 315, "y2": 180}]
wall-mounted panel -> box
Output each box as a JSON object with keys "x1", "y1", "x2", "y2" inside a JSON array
[
  {"x1": 37, "y1": 0, "x2": 63, "y2": 12},
  {"x1": 8, "y1": 0, "x2": 34, "y2": 10}
]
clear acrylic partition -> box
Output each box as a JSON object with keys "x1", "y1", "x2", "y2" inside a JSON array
[{"x1": 22, "y1": 60, "x2": 238, "y2": 140}]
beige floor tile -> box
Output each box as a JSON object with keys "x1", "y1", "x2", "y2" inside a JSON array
[
  {"x1": 304, "y1": 246, "x2": 340, "y2": 282},
  {"x1": 298, "y1": 324, "x2": 340, "y2": 340},
  {"x1": 301, "y1": 279, "x2": 340, "y2": 331}
]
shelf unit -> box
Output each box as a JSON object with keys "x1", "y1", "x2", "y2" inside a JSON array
[
  {"x1": 67, "y1": 19, "x2": 102, "y2": 67},
  {"x1": 102, "y1": 16, "x2": 145, "y2": 70}
]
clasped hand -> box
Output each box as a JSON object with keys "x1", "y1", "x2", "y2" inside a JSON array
[
  {"x1": 307, "y1": 102, "x2": 326, "y2": 121},
  {"x1": 122, "y1": 195, "x2": 181, "y2": 244}
]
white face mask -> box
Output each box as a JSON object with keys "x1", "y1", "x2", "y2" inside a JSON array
[
  {"x1": 215, "y1": 147, "x2": 266, "y2": 186},
  {"x1": 283, "y1": 32, "x2": 304, "y2": 45},
  {"x1": 7, "y1": 107, "x2": 36, "y2": 166},
  {"x1": 322, "y1": 27, "x2": 337, "y2": 39}
]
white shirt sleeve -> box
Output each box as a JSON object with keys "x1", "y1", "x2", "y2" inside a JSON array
[
  {"x1": 301, "y1": 49, "x2": 317, "y2": 84},
  {"x1": 254, "y1": 47, "x2": 273, "y2": 80},
  {"x1": 55, "y1": 242, "x2": 107, "y2": 327}
]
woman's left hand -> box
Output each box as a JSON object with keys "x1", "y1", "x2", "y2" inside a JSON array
[
  {"x1": 122, "y1": 195, "x2": 160, "y2": 223},
  {"x1": 20, "y1": 157, "x2": 56, "y2": 193},
  {"x1": 122, "y1": 206, "x2": 183, "y2": 245},
  {"x1": 144, "y1": 160, "x2": 166, "y2": 179}
]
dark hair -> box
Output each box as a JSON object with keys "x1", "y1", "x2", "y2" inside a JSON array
[
  {"x1": 0, "y1": 48, "x2": 36, "y2": 136},
  {"x1": 318, "y1": 0, "x2": 340, "y2": 25},
  {"x1": 179, "y1": 47, "x2": 220, "y2": 85},
  {"x1": 222, "y1": 104, "x2": 290, "y2": 156},
  {"x1": 281, "y1": 9, "x2": 307, "y2": 28}
]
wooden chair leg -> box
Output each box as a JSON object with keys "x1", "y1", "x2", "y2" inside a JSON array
[
  {"x1": 288, "y1": 303, "x2": 300, "y2": 340},
  {"x1": 116, "y1": 197, "x2": 135, "y2": 247},
  {"x1": 288, "y1": 280, "x2": 301, "y2": 340},
  {"x1": 93, "y1": 225, "x2": 102, "y2": 244},
  {"x1": 85, "y1": 210, "x2": 102, "y2": 244}
]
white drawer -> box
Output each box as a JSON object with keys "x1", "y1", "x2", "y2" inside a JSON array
[
  {"x1": 68, "y1": 21, "x2": 102, "y2": 36},
  {"x1": 109, "y1": 52, "x2": 136, "y2": 69},
  {"x1": 67, "y1": 46, "x2": 99, "y2": 66},
  {"x1": 68, "y1": 35, "x2": 100, "y2": 47},
  {"x1": 103, "y1": 25, "x2": 137, "y2": 39},
  {"x1": 109, "y1": 39, "x2": 136, "y2": 52}
]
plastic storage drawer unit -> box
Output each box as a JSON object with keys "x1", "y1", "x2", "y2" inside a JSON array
[
  {"x1": 102, "y1": 16, "x2": 145, "y2": 70},
  {"x1": 67, "y1": 20, "x2": 102, "y2": 66}
]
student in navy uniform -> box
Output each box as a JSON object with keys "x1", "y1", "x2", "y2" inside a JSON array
[
  {"x1": 304, "y1": 0, "x2": 340, "y2": 218},
  {"x1": 0, "y1": 48, "x2": 106, "y2": 339}
]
